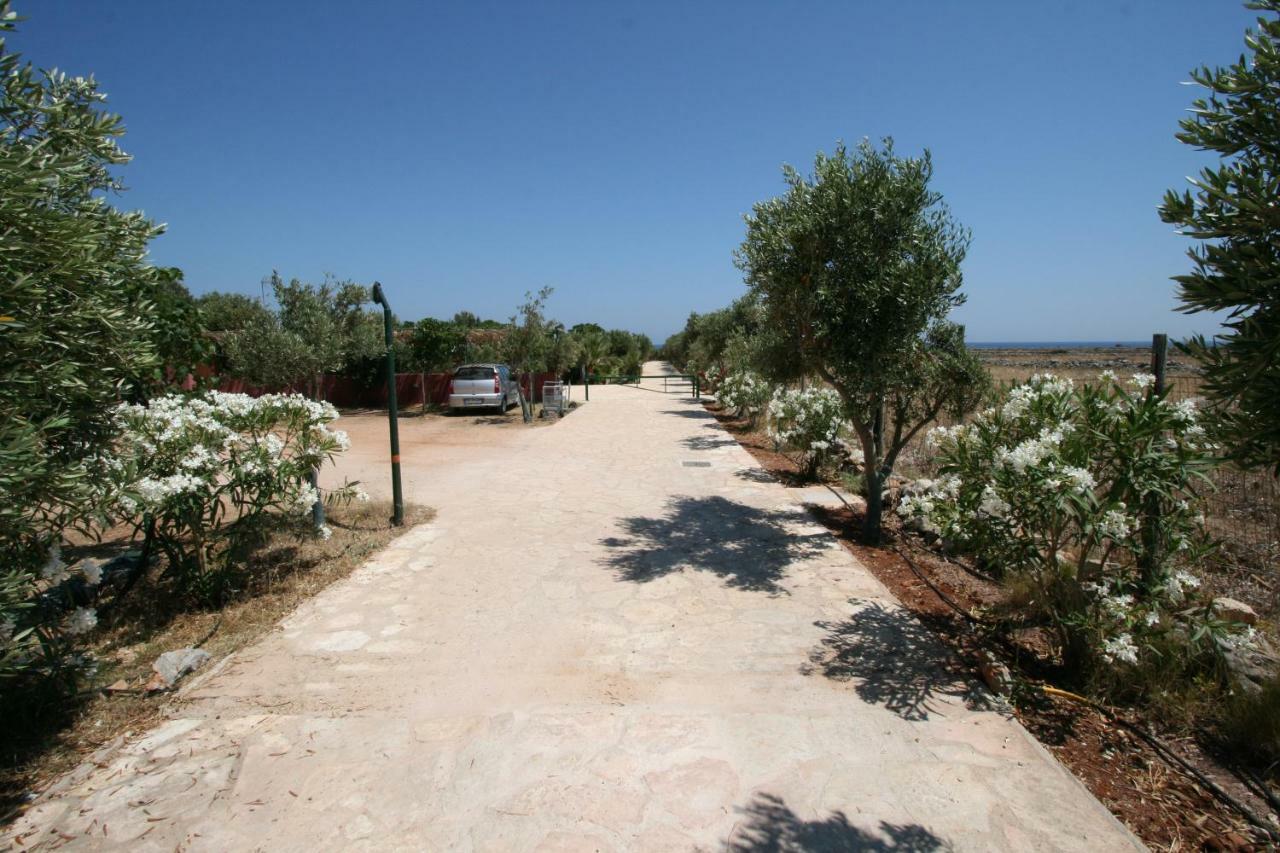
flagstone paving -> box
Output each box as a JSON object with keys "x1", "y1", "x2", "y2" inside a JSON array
[{"x1": 5, "y1": 364, "x2": 1142, "y2": 851}]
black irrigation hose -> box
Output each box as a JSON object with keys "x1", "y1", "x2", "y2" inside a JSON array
[
  {"x1": 1044, "y1": 685, "x2": 1280, "y2": 845},
  {"x1": 892, "y1": 539, "x2": 1280, "y2": 843},
  {"x1": 891, "y1": 542, "x2": 984, "y2": 626},
  {"x1": 1232, "y1": 762, "x2": 1280, "y2": 819}
]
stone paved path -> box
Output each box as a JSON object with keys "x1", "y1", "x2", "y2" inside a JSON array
[{"x1": 5, "y1": 364, "x2": 1141, "y2": 851}]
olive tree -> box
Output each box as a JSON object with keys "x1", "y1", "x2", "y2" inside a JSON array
[
  {"x1": 223, "y1": 273, "x2": 382, "y2": 399},
  {"x1": 736, "y1": 139, "x2": 983, "y2": 540},
  {"x1": 504, "y1": 287, "x2": 554, "y2": 422},
  {"x1": 407, "y1": 317, "x2": 465, "y2": 373},
  {"x1": 0, "y1": 0, "x2": 182, "y2": 687},
  {"x1": 1159, "y1": 0, "x2": 1280, "y2": 472}
]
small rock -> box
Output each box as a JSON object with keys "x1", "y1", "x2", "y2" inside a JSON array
[
  {"x1": 1222, "y1": 634, "x2": 1279, "y2": 694},
  {"x1": 149, "y1": 647, "x2": 211, "y2": 691},
  {"x1": 977, "y1": 650, "x2": 1013, "y2": 696},
  {"x1": 1213, "y1": 597, "x2": 1258, "y2": 626}
]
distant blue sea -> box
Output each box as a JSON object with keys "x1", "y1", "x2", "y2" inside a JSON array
[{"x1": 968, "y1": 341, "x2": 1151, "y2": 349}]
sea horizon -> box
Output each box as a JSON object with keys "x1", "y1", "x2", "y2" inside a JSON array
[{"x1": 967, "y1": 341, "x2": 1153, "y2": 349}]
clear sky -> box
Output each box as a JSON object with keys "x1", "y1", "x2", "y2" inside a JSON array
[{"x1": 13, "y1": 1, "x2": 1261, "y2": 343}]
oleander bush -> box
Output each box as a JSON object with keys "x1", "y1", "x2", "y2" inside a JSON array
[
  {"x1": 113, "y1": 392, "x2": 365, "y2": 605},
  {"x1": 897, "y1": 372, "x2": 1256, "y2": 680},
  {"x1": 717, "y1": 370, "x2": 771, "y2": 423},
  {"x1": 766, "y1": 386, "x2": 849, "y2": 477}
]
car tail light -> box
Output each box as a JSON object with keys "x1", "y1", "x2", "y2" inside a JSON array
[
  {"x1": 493, "y1": 374, "x2": 501, "y2": 393},
  {"x1": 450, "y1": 380, "x2": 456, "y2": 395}
]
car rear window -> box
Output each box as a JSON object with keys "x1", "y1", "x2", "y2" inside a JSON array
[{"x1": 454, "y1": 366, "x2": 495, "y2": 380}]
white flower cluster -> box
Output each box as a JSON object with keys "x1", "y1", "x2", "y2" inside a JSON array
[
  {"x1": 1169, "y1": 397, "x2": 1199, "y2": 425},
  {"x1": 765, "y1": 387, "x2": 845, "y2": 463},
  {"x1": 978, "y1": 485, "x2": 1010, "y2": 519},
  {"x1": 924, "y1": 423, "x2": 969, "y2": 449},
  {"x1": 897, "y1": 476, "x2": 961, "y2": 531},
  {"x1": 1163, "y1": 569, "x2": 1201, "y2": 602},
  {"x1": 1101, "y1": 633, "x2": 1139, "y2": 665},
  {"x1": 38, "y1": 545, "x2": 103, "y2": 588},
  {"x1": 717, "y1": 371, "x2": 770, "y2": 418},
  {"x1": 1096, "y1": 507, "x2": 1134, "y2": 541},
  {"x1": 116, "y1": 392, "x2": 348, "y2": 518},
  {"x1": 1002, "y1": 374, "x2": 1074, "y2": 420},
  {"x1": 996, "y1": 426, "x2": 1068, "y2": 473},
  {"x1": 111, "y1": 392, "x2": 362, "y2": 560},
  {"x1": 66, "y1": 607, "x2": 98, "y2": 636}
]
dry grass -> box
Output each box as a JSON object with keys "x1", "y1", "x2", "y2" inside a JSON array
[{"x1": 0, "y1": 499, "x2": 432, "y2": 817}]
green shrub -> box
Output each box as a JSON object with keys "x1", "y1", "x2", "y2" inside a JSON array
[
  {"x1": 0, "y1": 2, "x2": 181, "y2": 691},
  {"x1": 113, "y1": 392, "x2": 364, "y2": 604},
  {"x1": 766, "y1": 386, "x2": 849, "y2": 477},
  {"x1": 717, "y1": 371, "x2": 771, "y2": 422},
  {"x1": 897, "y1": 372, "x2": 1249, "y2": 678}
]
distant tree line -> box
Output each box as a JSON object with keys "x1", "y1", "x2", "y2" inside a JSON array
[{"x1": 194, "y1": 282, "x2": 655, "y2": 398}]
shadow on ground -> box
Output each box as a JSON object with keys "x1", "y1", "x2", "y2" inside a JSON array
[
  {"x1": 735, "y1": 468, "x2": 778, "y2": 484},
  {"x1": 661, "y1": 408, "x2": 717, "y2": 420},
  {"x1": 682, "y1": 434, "x2": 740, "y2": 451},
  {"x1": 724, "y1": 792, "x2": 953, "y2": 852},
  {"x1": 600, "y1": 496, "x2": 825, "y2": 594},
  {"x1": 801, "y1": 600, "x2": 992, "y2": 721}
]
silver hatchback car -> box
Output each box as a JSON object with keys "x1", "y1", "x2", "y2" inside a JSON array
[{"x1": 448, "y1": 363, "x2": 519, "y2": 413}]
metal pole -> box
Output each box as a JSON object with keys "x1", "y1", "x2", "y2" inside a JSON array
[
  {"x1": 309, "y1": 468, "x2": 325, "y2": 528},
  {"x1": 371, "y1": 282, "x2": 404, "y2": 526}
]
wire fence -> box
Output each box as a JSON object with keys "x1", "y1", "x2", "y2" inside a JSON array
[{"x1": 1161, "y1": 375, "x2": 1278, "y2": 606}]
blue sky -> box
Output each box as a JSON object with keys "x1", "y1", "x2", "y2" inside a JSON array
[{"x1": 14, "y1": 1, "x2": 1261, "y2": 343}]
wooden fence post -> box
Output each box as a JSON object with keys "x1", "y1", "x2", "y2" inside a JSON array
[
  {"x1": 1140, "y1": 332, "x2": 1168, "y2": 589},
  {"x1": 1151, "y1": 332, "x2": 1167, "y2": 396}
]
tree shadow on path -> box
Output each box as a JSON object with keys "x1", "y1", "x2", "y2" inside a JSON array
[
  {"x1": 801, "y1": 601, "x2": 994, "y2": 722},
  {"x1": 661, "y1": 408, "x2": 717, "y2": 420},
  {"x1": 724, "y1": 792, "x2": 954, "y2": 852},
  {"x1": 682, "y1": 434, "x2": 740, "y2": 451},
  {"x1": 600, "y1": 496, "x2": 826, "y2": 595}
]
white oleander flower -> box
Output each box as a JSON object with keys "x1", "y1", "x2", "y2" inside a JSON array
[
  {"x1": 979, "y1": 486, "x2": 1010, "y2": 519},
  {"x1": 1097, "y1": 509, "x2": 1133, "y2": 540},
  {"x1": 1101, "y1": 593, "x2": 1135, "y2": 618},
  {"x1": 1061, "y1": 466, "x2": 1095, "y2": 492},
  {"x1": 1101, "y1": 633, "x2": 1139, "y2": 665},
  {"x1": 1129, "y1": 372, "x2": 1156, "y2": 390},
  {"x1": 79, "y1": 559, "x2": 103, "y2": 586},
  {"x1": 1163, "y1": 570, "x2": 1201, "y2": 601},
  {"x1": 41, "y1": 544, "x2": 69, "y2": 583},
  {"x1": 294, "y1": 484, "x2": 321, "y2": 513},
  {"x1": 66, "y1": 607, "x2": 98, "y2": 636}
]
